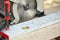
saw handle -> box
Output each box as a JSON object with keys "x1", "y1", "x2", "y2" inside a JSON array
[
  {"x1": 4, "y1": 1, "x2": 10, "y2": 13},
  {"x1": 4, "y1": 1, "x2": 10, "y2": 30}
]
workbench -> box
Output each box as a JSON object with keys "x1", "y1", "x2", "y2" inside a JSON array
[{"x1": 1, "y1": 12, "x2": 60, "y2": 40}]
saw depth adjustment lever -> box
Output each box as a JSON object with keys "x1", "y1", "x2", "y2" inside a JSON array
[{"x1": 4, "y1": 0, "x2": 11, "y2": 31}]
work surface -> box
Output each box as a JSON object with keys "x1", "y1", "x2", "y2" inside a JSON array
[{"x1": 2, "y1": 12, "x2": 60, "y2": 40}]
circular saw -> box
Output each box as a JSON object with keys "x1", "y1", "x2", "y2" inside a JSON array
[{"x1": 0, "y1": 0, "x2": 45, "y2": 31}]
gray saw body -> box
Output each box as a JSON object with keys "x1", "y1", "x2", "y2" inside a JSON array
[
  {"x1": 10, "y1": 0, "x2": 44, "y2": 24},
  {"x1": 11, "y1": 0, "x2": 37, "y2": 24}
]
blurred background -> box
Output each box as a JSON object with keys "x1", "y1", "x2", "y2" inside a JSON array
[{"x1": 44, "y1": 0, "x2": 60, "y2": 15}]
